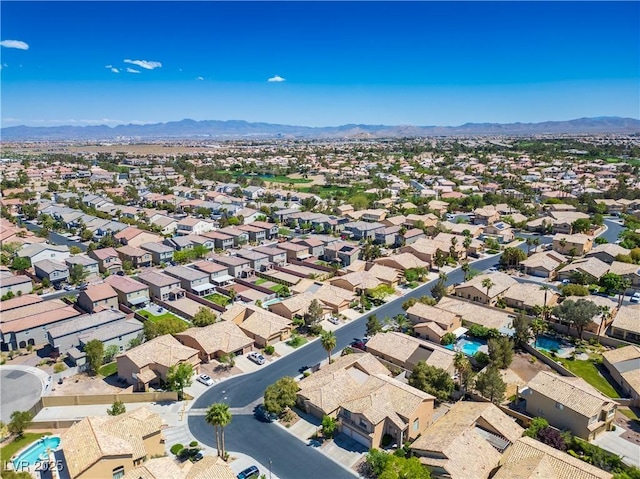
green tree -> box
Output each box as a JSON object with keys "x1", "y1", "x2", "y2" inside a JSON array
[
  {"x1": 408, "y1": 361, "x2": 454, "y2": 402},
  {"x1": 10, "y1": 256, "x2": 31, "y2": 273},
  {"x1": 264, "y1": 376, "x2": 299, "y2": 416},
  {"x1": 84, "y1": 339, "x2": 104, "y2": 375},
  {"x1": 441, "y1": 332, "x2": 457, "y2": 346},
  {"x1": 430, "y1": 276, "x2": 448, "y2": 302},
  {"x1": 218, "y1": 352, "x2": 236, "y2": 369},
  {"x1": 166, "y1": 362, "x2": 194, "y2": 400},
  {"x1": 474, "y1": 366, "x2": 506, "y2": 404},
  {"x1": 401, "y1": 296, "x2": 436, "y2": 310},
  {"x1": 512, "y1": 313, "x2": 532, "y2": 347},
  {"x1": 453, "y1": 352, "x2": 473, "y2": 397},
  {"x1": 106, "y1": 400, "x2": 126, "y2": 416},
  {"x1": 69, "y1": 263, "x2": 88, "y2": 285},
  {"x1": 552, "y1": 298, "x2": 601, "y2": 339},
  {"x1": 205, "y1": 403, "x2": 232, "y2": 459},
  {"x1": 8, "y1": 411, "x2": 33, "y2": 437},
  {"x1": 320, "y1": 330, "x2": 337, "y2": 364},
  {"x1": 572, "y1": 218, "x2": 592, "y2": 234},
  {"x1": 499, "y1": 247, "x2": 526, "y2": 268},
  {"x1": 487, "y1": 336, "x2": 514, "y2": 369},
  {"x1": 599, "y1": 273, "x2": 625, "y2": 295},
  {"x1": 524, "y1": 417, "x2": 550, "y2": 438},
  {"x1": 192, "y1": 307, "x2": 217, "y2": 327},
  {"x1": 304, "y1": 299, "x2": 324, "y2": 329},
  {"x1": 365, "y1": 449, "x2": 430, "y2": 479},
  {"x1": 104, "y1": 344, "x2": 119, "y2": 363},
  {"x1": 481, "y1": 277, "x2": 495, "y2": 303},
  {"x1": 366, "y1": 314, "x2": 383, "y2": 337},
  {"x1": 530, "y1": 318, "x2": 548, "y2": 345},
  {"x1": 322, "y1": 415, "x2": 338, "y2": 438},
  {"x1": 69, "y1": 246, "x2": 82, "y2": 255},
  {"x1": 461, "y1": 261, "x2": 471, "y2": 281}
]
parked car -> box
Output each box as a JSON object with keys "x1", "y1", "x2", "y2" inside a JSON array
[
  {"x1": 351, "y1": 338, "x2": 368, "y2": 351},
  {"x1": 197, "y1": 374, "x2": 214, "y2": 386},
  {"x1": 487, "y1": 266, "x2": 498, "y2": 273},
  {"x1": 631, "y1": 292, "x2": 640, "y2": 303},
  {"x1": 237, "y1": 465, "x2": 260, "y2": 479},
  {"x1": 63, "y1": 284, "x2": 75, "y2": 291},
  {"x1": 248, "y1": 351, "x2": 266, "y2": 365},
  {"x1": 254, "y1": 404, "x2": 277, "y2": 423},
  {"x1": 192, "y1": 452, "x2": 204, "y2": 462},
  {"x1": 328, "y1": 316, "x2": 340, "y2": 325},
  {"x1": 77, "y1": 283, "x2": 88, "y2": 291}
]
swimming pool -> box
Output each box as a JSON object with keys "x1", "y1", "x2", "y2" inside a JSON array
[
  {"x1": 445, "y1": 336, "x2": 488, "y2": 356},
  {"x1": 534, "y1": 335, "x2": 566, "y2": 353},
  {"x1": 12, "y1": 436, "x2": 60, "y2": 469}
]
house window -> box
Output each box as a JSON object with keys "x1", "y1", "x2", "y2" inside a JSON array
[
  {"x1": 112, "y1": 466, "x2": 125, "y2": 479},
  {"x1": 537, "y1": 408, "x2": 544, "y2": 414},
  {"x1": 413, "y1": 419, "x2": 419, "y2": 431},
  {"x1": 343, "y1": 410, "x2": 351, "y2": 419}
]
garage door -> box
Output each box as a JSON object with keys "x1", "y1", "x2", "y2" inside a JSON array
[{"x1": 342, "y1": 425, "x2": 371, "y2": 448}]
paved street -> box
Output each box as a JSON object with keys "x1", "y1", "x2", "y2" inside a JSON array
[{"x1": 0, "y1": 365, "x2": 48, "y2": 422}]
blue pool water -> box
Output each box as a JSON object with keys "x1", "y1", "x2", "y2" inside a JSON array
[
  {"x1": 535, "y1": 335, "x2": 566, "y2": 352},
  {"x1": 12, "y1": 436, "x2": 60, "y2": 469},
  {"x1": 445, "y1": 337, "x2": 487, "y2": 356}
]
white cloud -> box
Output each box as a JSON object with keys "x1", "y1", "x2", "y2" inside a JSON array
[
  {"x1": 124, "y1": 59, "x2": 162, "y2": 70},
  {"x1": 267, "y1": 75, "x2": 286, "y2": 82},
  {"x1": 0, "y1": 40, "x2": 29, "y2": 50},
  {"x1": 111, "y1": 68, "x2": 119, "y2": 73},
  {"x1": 195, "y1": 76, "x2": 204, "y2": 81},
  {"x1": 126, "y1": 68, "x2": 141, "y2": 74}
]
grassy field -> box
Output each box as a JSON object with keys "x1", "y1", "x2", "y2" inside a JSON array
[
  {"x1": 553, "y1": 356, "x2": 620, "y2": 398},
  {"x1": 99, "y1": 362, "x2": 117, "y2": 377},
  {"x1": 204, "y1": 293, "x2": 230, "y2": 306},
  {"x1": 138, "y1": 310, "x2": 182, "y2": 323},
  {"x1": 0, "y1": 432, "x2": 52, "y2": 462},
  {"x1": 296, "y1": 183, "x2": 367, "y2": 198},
  {"x1": 262, "y1": 175, "x2": 312, "y2": 184}
]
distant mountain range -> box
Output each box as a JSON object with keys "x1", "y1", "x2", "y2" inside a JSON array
[{"x1": 1, "y1": 116, "x2": 639, "y2": 141}]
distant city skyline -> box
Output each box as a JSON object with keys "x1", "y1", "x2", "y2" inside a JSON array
[{"x1": 1, "y1": 1, "x2": 638, "y2": 128}]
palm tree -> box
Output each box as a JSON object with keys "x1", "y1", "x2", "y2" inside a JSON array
[
  {"x1": 532, "y1": 237, "x2": 541, "y2": 253},
  {"x1": 539, "y1": 285, "x2": 551, "y2": 320},
  {"x1": 320, "y1": 330, "x2": 337, "y2": 365},
  {"x1": 530, "y1": 318, "x2": 548, "y2": 347},
  {"x1": 481, "y1": 278, "x2": 495, "y2": 304},
  {"x1": 461, "y1": 261, "x2": 471, "y2": 282},
  {"x1": 393, "y1": 314, "x2": 410, "y2": 333},
  {"x1": 453, "y1": 352, "x2": 471, "y2": 397},
  {"x1": 618, "y1": 279, "x2": 631, "y2": 308},
  {"x1": 598, "y1": 306, "x2": 612, "y2": 343},
  {"x1": 205, "y1": 403, "x2": 232, "y2": 459},
  {"x1": 525, "y1": 238, "x2": 534, "y2": 256}
]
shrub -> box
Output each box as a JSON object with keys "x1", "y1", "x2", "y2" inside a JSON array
[
  {"x1": 170, "y1": 443, "x2": 184, "y2": 455},
  {"x1": 189, "y1": 440, "x2": 198, "y2": 447},
  {"x1": 381, "y1": 433, "x2": 393, "y2": 447},
  {"x1": 474, "y1": 351, "x2": 490, "y2": 367},
  {"x1": 264, "y1": 345, "x2": 275, "y2": 355},
  {"x1": 303, "y1": 370, "x2": 311, "y2": 378},
  {"x1": 53, "y1": 363, "x2": 66, "y2": 373}
]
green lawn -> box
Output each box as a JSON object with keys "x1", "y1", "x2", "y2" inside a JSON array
[
  {"x1": 553, "y1": 356, "x2": 620, "y2": 398},
  {"x1": 254, "y1": 278, "x2": 267, "y2": 286},
  {"x1": 138, "y1": 310, "x2": 182, "y2": 323},
  {"x1": 270, "y1": 284, "x2": 285, "y2": 293},
  {"x1": 262, "y1": 175, "x2": 312, "y2": 184},
  {"x1": 619, "y1": 408, "x2": 640, "y2": 421},
  {"x1": 204, "y1": 293, "x2": 230, "y2": 306},
  {"x1": 0, "y1": 433, "x2": 52, "y2": 462},
  {"x1": 286, "y1": 336, "x2": 308, "y2": 348},
  {"x1": 99, "y1": 362, "x2": 117, "y2": 377}
]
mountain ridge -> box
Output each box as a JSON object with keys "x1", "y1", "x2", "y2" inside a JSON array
[{"x1": 1, "y1": 116, "x2": 638, "y2": 140}]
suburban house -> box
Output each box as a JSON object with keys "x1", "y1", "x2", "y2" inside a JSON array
[
  {"x1": 33, "y1": 259, "x2": 70, "y2": 285},
  {"x1": 586, "y1": 243, "x2": 632, "y2": 264},
  {"x1": 330, "y1": 271, "x2": 381, "y2": 294},
  {"x1": 323, "y1": 242, "x2": 361, "y2": 267},
  {"x1": 602, "y1": 345, "x2": 640, "y2": 407},
  {"x1": 176, "y1": 217, "x2": 215, "y2": 235},
  {"x1": 114, "y1": 227, "x2": 163, "y2": 248},
  {"x1": 116, "y1": 245, "x2": 152, "y2": 269},
  {"x1": 454, "y1": 272, "x2": 518, "y2": 305},
  {"x1": 374, "y1": 252, "x2": 429, "y2": 272},
  {"x1": 18, "y1": 243, "x2": 70, "y2": 264},
  {"x1": 366, "y1": 264, "x2": 400, "y2": 288},
  {"x1": 65, "y1": 255, "x2": 100, "y2": 279},
  {"x1": 0, "y1": 274, "x2": 33, "y2": 297},
  {"x1": 253, "y1": 245, "x2": 287, "y2": 266},
  {"x1": 105, "y1": 275, "x2": 151, "y2": 309},
  {"x1": 164, "y1": 265, "x2": 215, "y2": 296},
  {"x1": 552, "y1": 233, "x2": 594, "y2": 256},
  {"x1": 201, "y1": 231, "x2": 235, "y2": 251},
  {"x1": 140, "y1": 242, "x2": 174, "y2": 265},
  {"x1": 607, "y1": 261, "x2": 640, "y2": 291},
  {"x1": 217, "y1": 227, "x2": 249, "y2": 246},
  {"x1": 297, "y1": 353, "x2": 435, "y2": 449},
  {"x1": 519, "y1": 251, "x2": 567, "y2": 279},
  {"x1": 76, "y1": 283, "x2": 119, "y2": 313},
  {"x1": 405, "y1": 303, "x2": 463, "y2": 344},
  {"x1": 121, "y1": 456, "x2": 236, "y2": 479},
  {"x1": 410, "y1": 401, "x2": 524, "y2": 479},
  {"x1": 61, "y1": 407, "x2": 164, "y2": 479},
  {"x1": 473, "y1": 206, "x2": 501, "y2": 225},
  {"x1": 235, "y1": 248, "x2": 271, "y2": 271},
  {"x1": 291, "y1": 237, "x2": 325, "y2": 258},
  {"x1": 609, "y1": 305, "x2": 640, "y2": 343},
  {"x1": 502, "y1": 282, "x2": 560, "y2": 313},
  {"x1": 210, "y1": 254, "x2": 253, "y2": 278},
  {"x1": 365, "y1": 332, "x2": 456, "y2": 374},
  {"x1": 343, "y1": 221, "x2": 385, "y2": 241},
  {"x1": 236, "y1": 224, "x2": 267, "y2": 243},
  {"x1": 47, "y1": 309, "x2": 143, "y2": 362},
  {"x1": 116, "y1": 334, "x2": 200, "y2": 391},
  {"x1": 221, "y1": 303, "x2": 292, "y2": 347},
  {"x1": 523, "y1": 371, "x2": 617, "y2": 440},
  {"x1": 89, "y1": 247, "x2": 123, "y2": 274},
  {"x1": 375, "y1": 225, "x2": 402, "y2": 246},
  {"x1": 276, "y1": 242, "x2": 311, "y2": 262},
  {"x1": 250, "y1": 220, "x2": 280, "y2": 240},
  {"x1": 137, "y1": 270, "x2": 184, "y2": 301},
  {"x1": 494, "y1": 436, "x2": 612, "y2": 479},
  {"x1": 268, "y1": 291, "x2": 331, "y2": 320},
  {"x1": 312, "y1": 284, "x2": 355, "y2": 314},
  {"x1": 176, "y1": 321, "x2": 253, "y2": 362},
  {"x1": 402, "y1": 228, "x2": 426, "y2": 245},
  {"x1": 557, "y1": 257, "x2": 610, "y2": 284}
]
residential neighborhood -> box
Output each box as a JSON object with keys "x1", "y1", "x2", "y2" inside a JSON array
[{"x1": 1, "y1": 136, "x2": 639, "y2": 479}]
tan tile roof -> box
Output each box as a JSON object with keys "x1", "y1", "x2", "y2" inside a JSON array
[
  {"x1": 406, "y1": 303, "x2": 459, "y2": 328},
  {"x1": 608, "y1": 261, "x2": 640, "y2": 276},
  {"x1": 83, "y1": 282, "x2": 118, "y2": 302},
  {"x1": 494, "y1": 436, "x2": 612, "y2": 479},
  {"x1": 411, "y1": 401, "x2": 525, "y2": 479},
  {"x1": 272, "y1": 291, "x2": 316, "y2": 315},
  {"x1": 366, "y1": 264, "x2": 399, "y2": 281},
  {"x1": 527, "y1": 371, "x2": 617, "y2": 417},
  {"x1": 611, "y1": 305, "x2": 640, "y2": 334},
  {"x1": 436, "y1": 297, "x2": 512, "y2": 330},
  {"x1": 120, "y1": 334, "x2": 199, "y2": 369},
  {"x1": 62, "y1": 407, "x2": 163, "y2": 479},
  {"x1": 375, "y1": 252, "x2": 429, "y2": 270},
  {"x1": 503, "y1": 283, "x2": 559, "y2": 309},
  {"x1": 558, "y1": 258, "x2": 609, "y2": 280},
  {"x1": 177, "y1": 321, "x2": 253, "y2": 355},
  {"x1": 313, "y1": 284, "x2": 355, "y2": 307},
  {"x1": 330, "y1": 271, "x2": 381, "y2": 290},
  {"x1": 602, "y1": 345, "x2": 640, "y2": 364},
  {"x1": 235, "y1": 305, "x2": 292, "y2": 340},
  {"x1": 365, "y1": 332, "x2": 455, "y2": 371},
  {"x1": 185, "y1": 456, "x2": 237, "y2": 479},
  {"x1": 520, "y1": 251, "x2": 567, "y2": 271},
  {"x1": 122, "y1": 457, "x2": 185, "y2": 479},
  {"x1": 455, "y1": 272, "x2": 518, "y2": 298},
  {"x1": 0, "y1": 293, "x2": 42, "y2": 312}
]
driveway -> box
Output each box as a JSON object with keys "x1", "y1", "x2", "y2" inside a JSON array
[
  {"x1": 592, "y1": 425, "x2": 640, "y2": 467},
  {"x1": 0, "y1": 366, "x2": 48, "y2": 422}
]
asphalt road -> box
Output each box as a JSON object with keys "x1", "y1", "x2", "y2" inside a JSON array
[{"x1": 22, "y1": 221, "x2": 88, "y2": 252}]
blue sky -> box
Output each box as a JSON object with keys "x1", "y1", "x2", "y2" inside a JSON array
[{"x1": 1, "y1": 1, "x2": 638, "y2": 127}]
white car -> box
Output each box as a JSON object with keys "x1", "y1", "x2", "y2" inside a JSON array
[
  {"x1": 248, "y1": 352, "x2": 266, "y2": 365},
  {"x1": 328, "y1": 317, "x2": 340, "y2": 325},
  {"x1": 197, "y1": 374, "x2": 214, "y2": 386},
  {"x1": 631, "y1": 293, "x2": 640, "y2": 303}
]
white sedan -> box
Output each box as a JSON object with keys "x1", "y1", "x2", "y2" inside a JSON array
[
  {"x1": 248, "y1": 352, "x2": 266, "y2": 365},
  {"x1": 197, "y1": 374, "x2": 214, "y2": 386}
]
